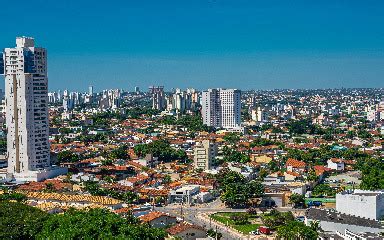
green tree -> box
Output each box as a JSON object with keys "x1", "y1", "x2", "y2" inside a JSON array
[
  {"x1": 37, "y1": 208, "x2": 166, "y2": 239},
  {"x1": 162, "y1": 175, "x2": 172, "y2": 184},
  {"x1": 261, "y1": 210, "x2": 295, "y2": 230},
  {"x1": 217, "y1": 170, "x2": 264, "y2": 207},
  {"x1": 289, "y1": 193, "x2": 305, "y2": 208},
  {"x1": 223, "y1": 133, "x2": 240, "y2": 144},
  {"x1": 134, "y1": 140, "x2": 187, "y2": 162},
  {"x1": 57, "y1": 150, "x2": 80, "y2": 163},
  {"x1": 312, "y1": 184, "x2": 336, "y2": 197},
  {"x1": 276, "y1": 221, "x2": 318, "y2": 240},
  {"x1": 207, "y1": 229, "x2": 222, "y2": 240},
  {"x1": 0, "y1": 201, "x2": 48, "y2": 239},
  {"x1": 0, "y1": 192, "x2": 27, "y2": 202},
  {"x1": 359, "y1": 158, "x2": 384, "y2": 190}
]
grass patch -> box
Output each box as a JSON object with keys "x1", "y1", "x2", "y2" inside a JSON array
[
  {"x1": 233, "y1": 224, "x2": 260, "y2": 234},
  {"x1": 210, "y1": 212, "x2": 260, "y2": 234},
  {"x1": 305, "y1": 198, "x2": 336, "y2": 203}
]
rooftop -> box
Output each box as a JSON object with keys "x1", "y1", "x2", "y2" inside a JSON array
[{"x1": 306, "y1": 208, "x2": 383, "y2": 229}]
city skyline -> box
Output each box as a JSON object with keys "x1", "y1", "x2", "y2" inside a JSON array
[{"x1": 1, "y1": 1, "x2": 384, "y2": 91}]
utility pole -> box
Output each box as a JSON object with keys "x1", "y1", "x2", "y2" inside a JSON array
[
  {"x1": 215, "y1": 225, "x2": 218, "y2": 240},
  {"x1": 181, "y1": 196, "x2": 184, "y2": 221}
]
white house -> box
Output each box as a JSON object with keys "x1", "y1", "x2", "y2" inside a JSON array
[{"x1": 327, "y1": 158, "x2": 345, "y2": 171}]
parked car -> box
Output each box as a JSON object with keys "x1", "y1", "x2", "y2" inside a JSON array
[
  {"x1": 258, "y1": 226, "x2": 271, "y2": 235},
  {"x1": 307, "y1": 200, "x2": 322, "y2": 207}
]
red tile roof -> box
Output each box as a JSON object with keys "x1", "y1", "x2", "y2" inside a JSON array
[
  {"x1": 286, "y1": 158, "x2": 307, "y2": 168},
  {"x1": 166, "y1": 222, "x2": 205, "y2": 235},
  {"x1": 139, "y1": 211, "x2": 174, "y2": 222}
]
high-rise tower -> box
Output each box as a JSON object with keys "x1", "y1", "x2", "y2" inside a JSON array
[
  {"x1": 201, "y1": 88, "x2": 241, "y2": 129},
  {"x1": 1, "y1": 37, "x2": 67, "y2": 181}
]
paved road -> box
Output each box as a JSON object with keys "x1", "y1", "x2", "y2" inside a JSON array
[
  {"x1": 155, "y1": 199, "x2": 305, "y2": 240},
  {"x1": 155, "y1": 199, "x2": 244, "y2": 240}
]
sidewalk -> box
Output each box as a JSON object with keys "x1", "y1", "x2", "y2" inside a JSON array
[
  {"x1": 196, "y1": 212, "x2": 276, "y2": 240},
  {"x1": 196, "y1": 212, "x2": 248, "y2": 240}
]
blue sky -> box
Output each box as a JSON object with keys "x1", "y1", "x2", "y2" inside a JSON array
[{"x1": 1, "y1": 0, "x2": 384, "y2": 91}]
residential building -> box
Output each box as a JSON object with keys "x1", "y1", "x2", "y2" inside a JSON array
[
  {"x1": 336, "y1": 190, "x2": 384, "y2": 220},
  {"x1": 327, "y1": 158, "x2": 345, "y2": 171},
  {"x1": 306, "y1": 208, "x2": 383, "y2": 234},
  {"x1": 1, "y1": 37, "x2": 67, "y2": 181},
  {"x1": 139, "y1": 211, "x2": 177, "y2": 228},
  {"x1": 201, "y1": 88, "x2": 241, "y2": 128},
  {"x1": 286, "y1": 158, "x2": 307, "y2": 174},
  {"x1": 150, "y1": 86, "x2": 165, "y2": 110},
  {"x1": 193, "y1": 140, "x2": 218, "y2": 170},
  {"x1": 168, "y1": 185, "x2": 200, "y2": 204},
  {"x1": 166, "y1": 222, "x2": 207, "y2": 240}
]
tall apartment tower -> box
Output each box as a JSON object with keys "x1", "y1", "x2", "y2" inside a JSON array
[
  {"x1": 88, "y1": 85, "x2": 94, "y2": 96},
  {"x1": 194, "y1": 140, "x2": 218, "y2": 170},
  {"x1": 1, "y1": 37, "x2": 66, "y2": 181},
  {"x1": 149, "y1": 86, "x2": 165, "y2": 110},
  {"x1": 201, "y1": 88, "x2": 241, "y2": 128}
]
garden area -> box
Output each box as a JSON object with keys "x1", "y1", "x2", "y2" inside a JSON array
[{"x1": 209, "y1": 211, "x2": 261, "y2": 234}]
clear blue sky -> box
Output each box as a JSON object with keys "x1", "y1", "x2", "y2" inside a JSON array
[{"x1": 1, "y1": 0, "x2": 384, "y2": 92}]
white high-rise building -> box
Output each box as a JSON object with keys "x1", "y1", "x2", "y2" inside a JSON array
[
  {"x1": 201, "y1": 88, "x2": 241, "y2": 128},
  {"x1": 149, "y1": 86, "x2": 165, "y2": 110},
  {"x1": 1, "y1": 37, "x2": 67, "y2": 181},
  {"x1": 88, "y1": 85, "x2": 94, "y2": 96}
]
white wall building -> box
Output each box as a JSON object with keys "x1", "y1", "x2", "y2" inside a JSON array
[
  {"x1": 150, "y1": 86, "x2": 165, "y2": 110},
  {"x1": 201, "y1": 88, "x2": 241, "y2": 128},
  {"x1": 327, "y1": 158, "x2": 345, "y2": 171},
  {"x1": 336, "y1": 190, "x2": 384, "y2": 220},
  {"x1": 2, "y1": 37, "x2": 67, "y2": 181}
]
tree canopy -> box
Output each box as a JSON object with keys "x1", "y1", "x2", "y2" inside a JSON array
[
  {"x1": 216, "y1": 170, "x2": 264, "y2": 207},
  {"x1": 134, "y1": 139, "x2": 187, "y2": 162},
  {"x1": 276, "y1": 220, "x2": 318, "y2": 239},
  {"x1": 0, "y1": 201, "x2": 166, "y2": 239},
  {"x1": 0, "y1": 201, "x2": 49, "y2": 239}
]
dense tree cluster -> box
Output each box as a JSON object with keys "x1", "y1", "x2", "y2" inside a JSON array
[
  {"x1": 0, "y1": 201, "x2": 166, "y2": 239},
  {"x1": 222, "y1": 146, "x2": 250, "y2": 164},
  {"x1": 286, "y1": 145, "x2": 369, "y2": 165},
  {"x1": 84, "y1": 181, "x2": 138, "y2": 203},
  {"x1": 134, "y1": 139, "x2": 187, "y2": 162},
  {"x1": 159, "y1": 115, "x2": 214, "y2": 132},
  {"x1": 103, "y1": 144, "x2": 129, "y2": 160},
  {"x1": 0, "y1": 191, "x2": 27, "y2": 202},
  {"x1": 312, "y1": 184, "x2": 337, "y2": 198},
  {"x1": 216, "y1": 170, "x2": 264, "y2": 207},
  {"x1": 0, "y1": 139, "x2": 7, "y2": 154},
  {"x1": 288, "y1": 193, "x2": 306, "y2": 208},
  {"x1": 286, "y1": 119, "x2": 325, "y2": 135},
  {"x1": 358, "y1": 158, "x2": 384, "y2": 190},
  {"x1": 57, "y1": 150, "x2": 81, "y2": 163},
  {"x1": 276, "y1": 220, "x2": 318, "y2": 239},
  {"x1": 260, "y1": 209, "x2": 295, "y2": 230}
]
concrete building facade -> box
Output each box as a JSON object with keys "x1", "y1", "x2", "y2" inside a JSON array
[
  {"x1": 1, "y1": 37, "x2": 67, "y2": 181},
  {"x1": 193, "y1": 140, "x2": 218, "y2": 170},
  {"x1": 336, "y1": 190, "x2": 384, "y2": 220},
  {"x1": 201, "y1": 88, "x2": 241, "y2": 128}
]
